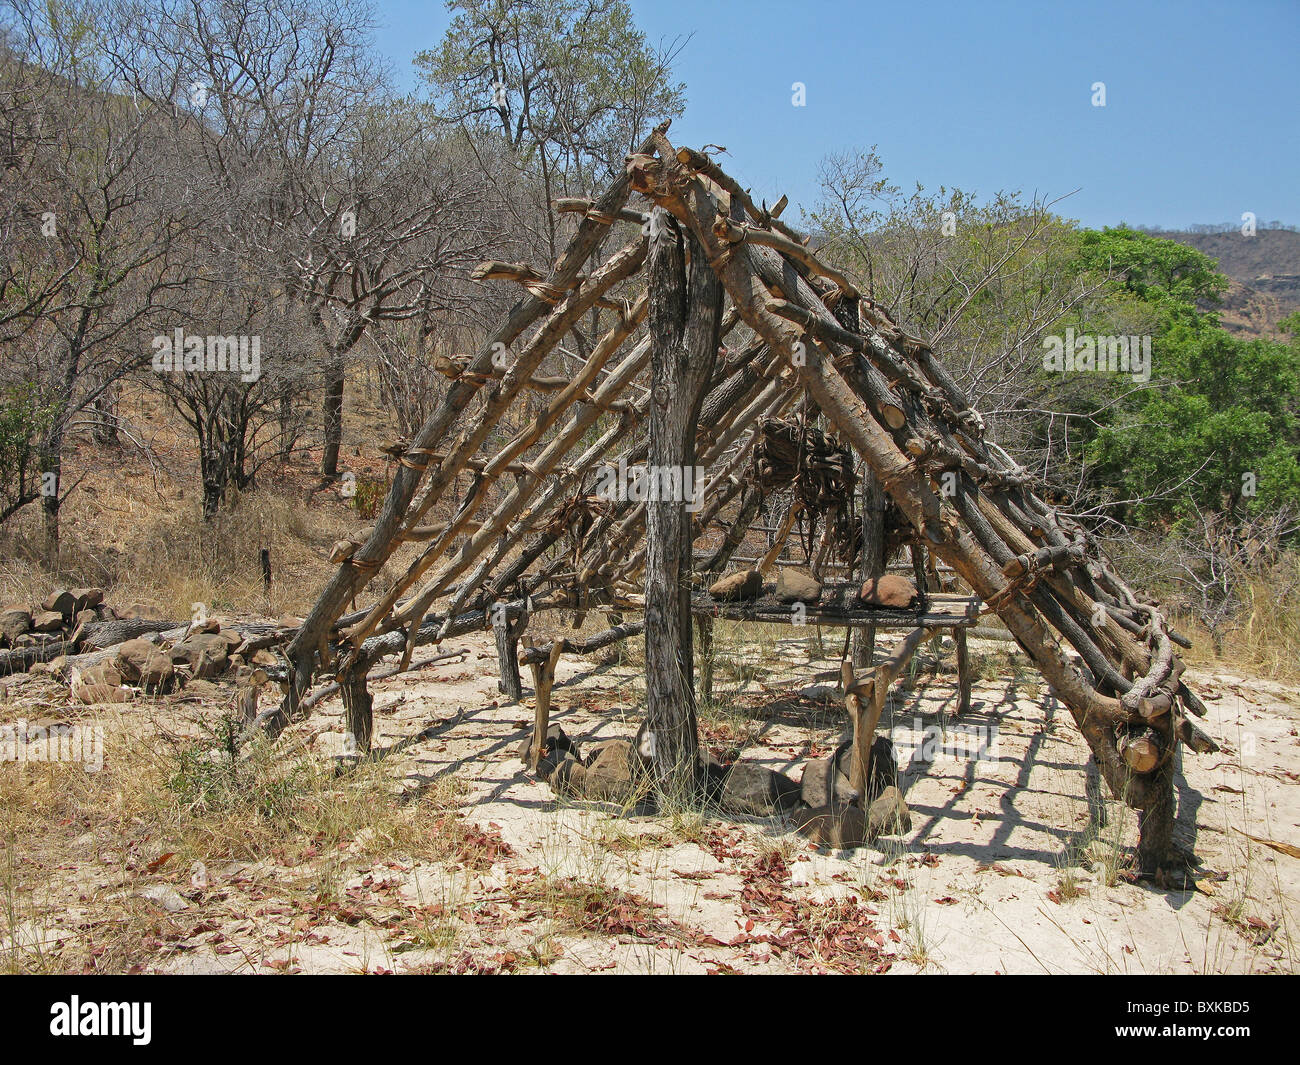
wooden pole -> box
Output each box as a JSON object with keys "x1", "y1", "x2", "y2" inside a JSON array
[
  {"x1": 339, "y1": 664, "x2": 373, "y2": 756},
  {"x1": 527, "y1": 640, "x2": 564, "y2": 771},
  {"x1": 494, "y1": 602, "x2": 528, "y2": 702},
  {"x1": 955, "y1": 627, "x2": 971, "y2": 716},
  {"x1": 842, "y1": 659, "x2": 871, "y2": 801},
  {"x1": 757, "y1": 500, "x2": 805, "y2": 576},
  {"x1": 697, "y1": 615, "x2": 714, "y2": 705},
  {"x1": 495, "y1": 612, "x2": 525, "y2": 702},
  {"x1": 853, "y1": 464, "x2": 885, "y2": 670},
  {"x1": 642, "y1": 208, "x2": 721, "y2": 797}
]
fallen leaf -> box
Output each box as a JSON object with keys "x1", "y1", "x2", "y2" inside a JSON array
[
  {"x1": 1233, "y1": 829, "x2": 1300, "y2": 859},
  {"x1": 146, "y1": 852, "x2": 175, "y2": 873}
]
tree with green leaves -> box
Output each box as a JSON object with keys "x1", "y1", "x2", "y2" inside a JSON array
[
  {"x1": 0, "y1": 384, "x2": 54, "y2": 524},
  {"x1": 416, "y1": 0, "x2": 686, "y2": 259}
]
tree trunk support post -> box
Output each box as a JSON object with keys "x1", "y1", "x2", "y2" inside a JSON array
[
  {"x1": 853, "y1": 463, "x2": 885, "y2": 670},
  {"x1": 955, "y1": 627, "x2": 971, "y2": 716},
  {"x1": 495, "y1": 607, "x2": 528, "y2": 703},
  {"x1": 340, "y1": 663, "x2": 374, "y2": 757},
  {"x1": 643, "y1": 208, "x2": 722, "y2": 798},
  {"x1": 696, "y1": 614, "x2": 714, "y2": 705}
]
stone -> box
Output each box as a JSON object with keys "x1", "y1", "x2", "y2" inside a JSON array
[
  {"x1": 32, "y1": 610, "x2": 66, "y2": 634},
  {"x1": 181, "y1": 678, "x2": 221, "y2": 700},
  {"x1": 866, "y1": 736, "x2": 899, "y2": 797},
  {"x1": 697, "y1": 748, "x2": 730, "y2": 804},
  {"x1": 115, "y1": 638, "x2": 155, "y2": 680},
  {"x1": 866, "y1": 786, "x2": 911, "y2": 838},
  {"x1": 515, "y1": 723, "x2": 581, "y2": 767},
  {"x1": 115, "y1": 638, "x2": 176, "y2": 694},
  {"x1": 117, "y1": 603, "x2": 165, "y2": 621},
  {"x1": 0, "y1": 608, "x2": 32, "y2": 645},
  {"x1": 799, "y1": 736, "x2": 897, "y2": 808},
  {"x1": 799, "y1": 754, "x2": 840, "y2": 809},
  {"x1": 708, "y1": 568, "x2": 763, "y2": 602},
  {"x1": 857, "y1": 575, "x2": 918, "y2": 609},
  {"x1": 793, "y1": 804, "x2": 868, "y2": 848},
  {"x1": 546, "y1": 755, "x2": 588, "y2": 795},
  {"x1": 718, "y1": 761, "x2": 802, "y2": 817},
  {"x1": 72, "y1": 662, "x2": 132, "y2": 704},
  {"x1": 43, "y1": 589, "x2": 76, "y2": 616},
  {"x1": 171, "y1": 633, "x2": 230, "y2": 678},
  {"x1": 81, "y1": 661, "x2": 123, "y2": 688},
  {"x1": 582, "y1": 739, "x2": 637, "y2": 803},
  {"x1": 140, "y1": 885, "x2": 189, "y2": 913},
  {"x1": 775, "y1": 568, "x2": 821, "y2": 603},
  {"x1": 69, "y1": 587, "x2": 104, "y2": 611}
]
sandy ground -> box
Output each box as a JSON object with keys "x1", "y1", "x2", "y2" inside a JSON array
[{"x1": 3, "y1": 627, "x2": 1297, "y2": 974}]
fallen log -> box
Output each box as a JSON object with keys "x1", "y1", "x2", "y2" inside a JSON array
[{"x1": 0, "y1": 618, "x2": 180, "y2": 675}]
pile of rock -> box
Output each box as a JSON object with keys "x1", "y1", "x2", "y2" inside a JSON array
[
  {"x1": 0, "y1": 588, "x2": 113, "y2": 650},
  {"x1": 791, "y1": 736, "x2": 911, "y2": 847},
  {"x1": 523, "y1": 723, "x2": 909, "y2": 847},
  {"x1": 20, "y1": 605, "x2": 276, "y2": 704}
]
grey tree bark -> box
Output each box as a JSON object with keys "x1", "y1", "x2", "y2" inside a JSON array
[{"x1": 643, "y1": 208, "x2": 722, "y2": 800}]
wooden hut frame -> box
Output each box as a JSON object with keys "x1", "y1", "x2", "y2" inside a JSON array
[{"x1": 268, "y1": 122, "x2": 1215, "y2": 873}]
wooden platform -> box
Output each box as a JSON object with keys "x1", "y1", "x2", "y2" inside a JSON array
[
  {"x1": 690, "y1": 582, "x2": 980, "y2": 715},
  {"x1": 690, "y1": 583, "x2": 980, "y2": 629}
]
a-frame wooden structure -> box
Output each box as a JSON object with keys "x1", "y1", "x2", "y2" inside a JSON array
[{"x1": 270, "y1": 124, "x2": 1215, "y2": 871}]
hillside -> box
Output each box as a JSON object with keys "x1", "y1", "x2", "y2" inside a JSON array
[{"x1": 1149, "y1": 228, "x2": 1300, "y2": 336}]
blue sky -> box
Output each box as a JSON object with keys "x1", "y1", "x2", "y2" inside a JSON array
[{"x1": 372, "y1": 0, "x2": 1299, "y2": 230}]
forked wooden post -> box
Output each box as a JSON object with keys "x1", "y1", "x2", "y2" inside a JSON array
[
  {"x1": 527, "y1": 639, "x2": 564, "y2": 771},
  {"x1": 842, "y1": 659, "x2": 871, "y2": 800},
  {"x1": 846, "y1": 626, "x2": 933, "y2": 798}
]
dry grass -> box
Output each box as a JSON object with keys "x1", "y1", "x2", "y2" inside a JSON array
[
  {"x1": 0, "y1": 702, "x2": 488, "y2": 974},
  {"x1": 1161, "y1": 555, "x2": 1300, "y2": 684}
]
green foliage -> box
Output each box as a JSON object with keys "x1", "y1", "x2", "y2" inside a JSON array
[
  {"x1": 416, "y1": 0, "x2": 685, "y2": 181},
  {"x1": 813, "y1": 152, "x2": 1300, "y2": 538},
  {"x1": 352, "y1": 473, "x2": 387, "y2": 519},
  {"x1": 1085, "y1": 293, "x2": 1300, "y2": 524},
  {"x1": 1074, "y1": 226, "x2": 1227, "y2": 328},
  {"x1": 165, "y1": 714, "x2": 309, "y2": 822},
  {"x1": 0, "y1": 383, "x2": 54, "y2": 521}
]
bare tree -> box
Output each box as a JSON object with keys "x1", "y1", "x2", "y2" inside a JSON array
[
  {"x1": 111, "y1": 0, "x2": 518, "y2": 480},
  {"x1": 0, "y1": 0, "x2": 210, "y2": 557}
]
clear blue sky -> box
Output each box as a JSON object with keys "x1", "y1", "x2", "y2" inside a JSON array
[{"x1": 372, "y1": 0, "x2": 1298, "y2": 230}]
